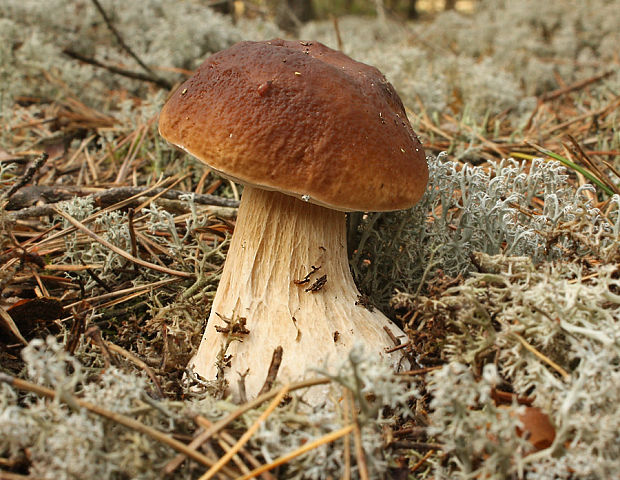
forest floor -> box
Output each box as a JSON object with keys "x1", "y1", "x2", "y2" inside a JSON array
[{"x1": 1, "y1": 1, "x2": 619, "y2": 479}]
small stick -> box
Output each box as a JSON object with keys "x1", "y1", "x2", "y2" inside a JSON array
[
  {"x1": 601, "y1": 159, "x2": 620, "y2": 182},
  {"x1": 43, "y1": 263, "x2": 103, "y2": 272},
  {"x1": 392, "y1": 426, "x2": 427, "y2": 438},
  {"x1": 64, "y1": 277, "x2": 181, "y2": 309},
  {"x1": 194, "y1": 416, "x2": 277, "y2": 480},
  {"x1": 0, "y1": 373, "x2": 236, "y2": 475},
  {"x1": 513, "y1": 333, "x2": 570, "y2": 380},
  {"x1": 115, "y1": 123, "x2": 148, "y2": 185},
  {"x1": 257, "y1": 346, "x2": 283, "y2": 396},
  {"x1": 135, "y1": 231, "x2": 175, "y2": 268},
  {"x1": 389, "y1": 441, "x2": 442, "y2": 451},
  {"x1": 164, "y1": 377, "x2": 330, "y2": 474},
  {"x1": 385, "y1": 342, "x2": 410, "y2": 353},
  {"x1": 81, "y1": 259, "x2": 113, "y2": 292},
  {"x1": 65, "y1": 309, "x2": 87, "y2": 355},
  {"x1": 237, "y1": 369, "x2": 250, "y2": 405},
  {"x1": 350, "y1": 390, "x2": 369, "y2": 480},
  {"x1": 237, "y1": 424, "x2": 356, "y2": 480},
  {"x1": 127, "y1": 208, "x2": 139, "y2": 273},
  {"x1": 543, "y1": 97, "x2": 620, "y2": 136},
  {"x1": 410, "y1": 449, "x2": 435, "y2": 474},
  {"x1": 568, "y1": 271, "x2": 600, "y2": 284},
  {"x1": 105, "y1": 341, "x2": 165, "y2": 399},
  {"x1": 216, "y1": 437, "x2": 250, "y2": 475},
  {"x1": 396, "y1": 366, "x2": 443, "y2": 376},
  {"x1": 588, "y1": 150, "x2": 620, "y2": 157},
  {"x1": 85, "y1": 325, "x2": 117, "y2": 368},
  {"x1": 0, "y1": 471, "x2": 47, "y2": 480},
  {"x1": 383, "y1": 326, "x2": 401, "y2": 347},
  {"x1": 198, "y1": 385, "x2": 291, "y2": 480},
  {"x1": 2, "y1": 153, "x2": 48, "y2": 200},
  {"x1": 73, "y1": 290, "x2": 148, "y2": 317},
  {"x1": 31, "y1": 269, "x2": 50, "y2": 297},
  {"x1": 331, "y1": 15, "x2": 343, "y2": 50},
  {"x1": 566, "y1": 135, "x2": 619, "y2": 195},
  {"x1": 491, "y1": 388, "x2": 534, "y2": 406},
  {"x1": 0, "y1": 306, "x2": 28, "y2": 345},
  {"x1": 8, "y1": 186, "x2": 238, "y2": 219},
  {"x1": 89, "y1": 0, "x2": 171, "y2": 88},
  {"x1": 62, "y1": 49, "x2": 169, "y2": 89},
  {"x1": 406, "y1": 105, "x2": 454, "y2": 141},
  {"x1": 13, "y1": 177, "x2": 173, "y2": 252},
  {"x1": 540, "y1": 70, "x2": 614, "y2": 102},
  {"x1": 341, "y1": 387, "x2": 352, "y2": 480}
]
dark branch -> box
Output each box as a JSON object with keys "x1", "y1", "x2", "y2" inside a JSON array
[
  {"x1": 62, "y1": 49, "x2": 171, "y2": 89},
  {"x1": 2, "y1": 153, "x2": 48, "y2": 200},
  {"x1": 7, "y1": 185, "x2": 239, "y2": 219},
  {"x1": 89, "y1": 0, "x2": 172, "y2": 89}
]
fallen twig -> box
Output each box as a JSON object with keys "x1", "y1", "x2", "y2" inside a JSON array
[
  {"x1": 566, "y1": 135, "x2": 619, "y2": 195},
  {"x1": 257, "y1": 346, "x2": 283, "y2": 396},
  {"x1": 85, "y1": 325, "x2": 165, "y2": 398},
  {"x1": 349, "y1": 389, "x2": 369, "y2": 480},
  {"x1": 513, "y1": 333, "x2": 571, "y2": 380},
  {"x1": 64, "y1": 277, "x2": 181, "y2": 310},
  {"x1": 89, "y1": 0, "x2": 172, "y2": 88},
  {"x1": 540, "y1": 70, "x2": 614, "y2": 102},
  {"x1": 194, "y1": 415, "x2": 277, "y2": 480},
  {"x1": 342, "y1": 386, "x2": 352, "y2": 480},
  {"x1": 107, "y1": 342, "x2": 165, "y2": 398},
  {"x1": 164, "y1": 377, "x2": 330, "y2": 474},
  {"x1": 62, "y1": 49, "x2": 170, "y2": 89},
  {"x1": 7, "y1": 184, "x2": 239, "y2": 213},
  {"x1": 127, "y1": 208, "x2": 139, "y2": 274},
  {"x1": 389, "y1": 441, "x2": 443, "y2": 451},
  {"x1": 85, "y1": 325, "x2": 117, "y2": 368},
  {"x1": 238, "y1": 424, "x2": 356, "y2": 480},
  {"x1": 396, "y1": 366, "x2": 443, "y2": 376},
  {"x1": 410, "y1": 449, "x2": 435, "y2": 474},
  {"x1": 0, "y1": 306, "x2": 28, "y2": 346},
  {"x1": 199, "y1": 385, "x2": 291, "y2": 480},
  {"x1": 0, "y1": 471, "x2": 47, "y2": 480},
  {"x1": 2, "y1": 153, "x2": 48, "y2": 201}
]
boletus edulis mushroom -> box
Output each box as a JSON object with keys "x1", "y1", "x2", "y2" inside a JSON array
[{"x1": 159, "y1": 39, "x2": 428, "y2": 402}]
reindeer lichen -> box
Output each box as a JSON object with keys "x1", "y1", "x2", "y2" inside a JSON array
[{"x1": 354, "y1": 154, "x2": 619, "y2": 311}]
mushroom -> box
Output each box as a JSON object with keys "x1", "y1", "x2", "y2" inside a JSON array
[{"x1": 159, "y1": 39, "x2": 428, "y2": 402}]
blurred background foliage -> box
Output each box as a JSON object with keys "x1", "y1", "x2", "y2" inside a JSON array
[{"x1": 213, "y1": 0, "x2": 475, "y2": 31}]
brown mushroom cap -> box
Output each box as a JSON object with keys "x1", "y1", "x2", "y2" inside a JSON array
[{"x1": 159, "y1": 39, "x2": 428, "y2": 211}]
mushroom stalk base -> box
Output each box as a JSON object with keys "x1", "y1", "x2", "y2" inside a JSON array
[{"x1": 191, "y1": 186, "x2": 406, "y2": 402}]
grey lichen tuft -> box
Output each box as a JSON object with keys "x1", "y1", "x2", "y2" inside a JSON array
[
  {"x1": 426, "y1": 254, "x2": 620, "y2": 478},
  {"x1": 427, "y1": 363, "x2": 532, "y2": 479},
  {"x1": 353, "y1": 154, "x2": 619, "y2": 311},
  {"x1": 244, "y1": 346, "x2": 419, "y2": 479},
  {"x1": 1, "y1": 337, "x2": 195, "y2": 479},
  {"x1": 1, "y1": 338, "x2": 418, "y2": 479}
]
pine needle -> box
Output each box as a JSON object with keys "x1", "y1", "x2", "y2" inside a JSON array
[
  {"x1": 198, "y1": 384, "x2": 290, "y2": 480},
  {"x1": 237, "y1": 424, "x2": 356, "y2": 480}
]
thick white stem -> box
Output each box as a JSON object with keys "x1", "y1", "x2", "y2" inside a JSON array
[{"x1": 191, "y1": 186, "x2": 406, "y2": 401}]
